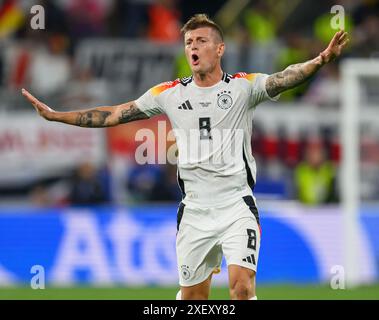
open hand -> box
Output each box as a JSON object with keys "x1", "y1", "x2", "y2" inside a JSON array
[
  {"x1": 22, "y1": 89, "x2": 55, "y2": 120},
  {"x1": 320, "y1": 30, "x2": 349, "y2": 64}
]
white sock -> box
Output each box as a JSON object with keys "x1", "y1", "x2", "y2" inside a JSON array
[{"x1": 249, "y1": 296, "x2": 257, "y2": 300}]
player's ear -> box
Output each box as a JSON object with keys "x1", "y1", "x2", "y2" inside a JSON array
[{"x1": 217, "y1": 42, "x2": 225, "y2": 58}]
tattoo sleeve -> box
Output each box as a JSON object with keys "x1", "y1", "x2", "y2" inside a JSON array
[
  {"x1": 266, "y1": 56, "x2": 324, "y2": 98},
  {"x1": 73, "y1": 103, "x2": 148, "y2": 127},
  {"x1": 50, "y1": 101, "x2": 149, "y2": 128},
  {"x1": 118, "y1": 104, "x2": 149, "y2": 124},
  {"x1": 76, "y1": 110, "x2": 112, "y2": 127}
]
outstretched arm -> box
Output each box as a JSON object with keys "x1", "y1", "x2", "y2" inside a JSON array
[
  {"x1": 266, "y1": 30, "x2": 349, "y2": 98},
  {"x1": 22, "y1": 89, "x2": 148, "y2": 127}
]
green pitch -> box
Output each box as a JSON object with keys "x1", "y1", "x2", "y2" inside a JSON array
[{"x1": 1, "y1": 284, "x2": 379, "y2": 300}]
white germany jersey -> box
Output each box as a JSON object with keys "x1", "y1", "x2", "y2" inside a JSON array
[{"x1": 135, "y1": 72, "x2": 279, "y2": 207}]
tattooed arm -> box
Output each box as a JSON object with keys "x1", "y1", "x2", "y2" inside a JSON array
[
  {"x1": 266, "y1": 30, "x2": 349, "y2": 98},
  {"x1": 266, "y1": 59, "x2": 323, "y2": 98},
  {"x1": 21, "y1": 89, "x2": 148, "y2": 127}
]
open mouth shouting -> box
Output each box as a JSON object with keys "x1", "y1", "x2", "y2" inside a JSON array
[{"x1": 191, "y1": 54, "x2": 200, "y2": 66}]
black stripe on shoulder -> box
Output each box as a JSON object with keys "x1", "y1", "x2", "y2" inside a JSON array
[{"x1": 180, "y1": 76, "x2": 193, "y2": 86}]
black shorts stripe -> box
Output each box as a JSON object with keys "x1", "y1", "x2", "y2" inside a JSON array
[
  {"x1": 177, "y1": 169, "x2": 186, "y2": 198},
  {"x1": 177, "y1": 202, "x2": 185, "y2": 231},
  {"x1": 242, "y1": 195, "x2": 260, "y2": 226},
  {"x1": 243, "y1": 149, "x2": 255, "y2": 190}
]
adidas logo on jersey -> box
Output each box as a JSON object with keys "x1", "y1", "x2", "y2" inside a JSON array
[
  {"x1": 178, "y1": 100, "x2": 193, "y2": 110},
  {"x1": 242, "y1": 254, "x2": 256, "y2": 265}
]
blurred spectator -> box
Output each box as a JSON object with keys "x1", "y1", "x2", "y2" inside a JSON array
[
  {"x1": 254, "y1": 126, "x2": 291, "y2": 198},
  {"x1": 29, "y1": 184, "x2": 52, "y2": 207},
  {"x1": 275, "y1": 32, "x2": 310, "y2": 101},
  {"x1": 68, "y1": 162, "x2": 110, "y2": 206},
  {"x1": 126, "y1": 163, "x2": 181, "y2": 202},
  {"x1": 107, "y1": 0, "x2": 149, "y2": 38},
  {"x1": 278, "y1": 126, "x2": 301, "y2": 169},
  {"x1": 351, "y1": 0, "x2": 379, "y2": 58},
  {"x1": 243, "y1": 1, "x2": 276, "y2": 44},
  {"x1": 360, "y1": 125, "x2": 379, "y2": 200},
  {"x1": 7, "y1": 41, "x2": 32, "y2": 90},
  {"x1": 28, "y1": 180, "x2": 70, "y2": 208},
  {"x1": 352, "y1": 13, "x2": 379, "y2": 58},
  {"x1": 147, "y1": 0, "x2": 181, "y2": 43},
  {"x1": 240, "y1": 1, "x2": 280, "y2": 73},
  {"x1": 29, "y1": 33, "x2": 71, "y2": 96},
  {"x1": 63, "y1": 0, "x2": 114, "y2": 40},
  {"x1": 0, "y1": 0, "x2": 25, "y2": 39},
  {"x1": 0, "y1": 52, "x2": 3, "y2": 86},
  {"x1": 294, "y1": 140, "x2": 338, "y2": 205},
  {"x1": 126, "y1": 163, "x2": 161, "y2": 202},
  {"x1": 302, "y1": 63, "x2": 340, "y2": 107},
  {"x1": 37, "y1": 0, "x2": 70, "y2": 36},
  {"x1": 60, "y1": 67, "x2": 109, "y2": 108},
  {"x1": 149, "y1": 163, "x2": 181, "y2": 202}
]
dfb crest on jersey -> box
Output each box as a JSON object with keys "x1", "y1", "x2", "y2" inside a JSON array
[
  {"x1": 180, "y1": 265, "x2": 191, "y2": 280},
  {"x1": 217, "y1": 90, "x2": 233, "y2": 110}
]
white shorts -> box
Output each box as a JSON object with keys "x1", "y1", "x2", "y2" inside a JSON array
[{"x1": 176, "y1": 195, "x2": 261, "y2": 287}]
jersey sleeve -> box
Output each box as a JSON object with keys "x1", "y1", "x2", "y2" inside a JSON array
[
  {"x1": 134, "y1": 87, "x2": 165, "y2": 117},
  {"x1": 251, "y1": 73, "x2": 280, "y2": 107}
]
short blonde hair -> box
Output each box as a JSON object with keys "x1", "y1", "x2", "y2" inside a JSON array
[{"x1": 181, "y1": 14, "x2": 224, "y2": 42}]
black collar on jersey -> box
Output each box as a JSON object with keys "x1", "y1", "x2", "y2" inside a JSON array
[
  {"x1": 222, "y1": 72, "x2": 232, "y2": 83},
  {"x1": 180, "y1": 76, "x2": 193, "y2": 86},
  {"x1": 181, "y1": 72, "x2": 232, "y2": 86}
]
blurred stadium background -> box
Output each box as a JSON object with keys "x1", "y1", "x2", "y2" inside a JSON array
[{"x1": 0, "y1": 0, "x2": 379, "y2": 300}]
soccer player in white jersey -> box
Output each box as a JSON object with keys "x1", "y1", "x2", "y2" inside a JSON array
[{"x1": 23, "y1": 14, "x2": 348, "y2": 300}]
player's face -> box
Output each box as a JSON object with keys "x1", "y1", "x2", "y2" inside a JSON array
[{"x1": 184, "y1": 27, "x2": 225, "y2": 75}]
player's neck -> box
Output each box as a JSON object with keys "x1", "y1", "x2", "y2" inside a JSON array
[{"x1": 192, "y1": 67, "x2": 223, "y2": 87}]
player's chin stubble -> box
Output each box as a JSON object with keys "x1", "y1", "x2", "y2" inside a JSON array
[{"x1": 192, "y1": 63, "x2": 216, "y2": 80}]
